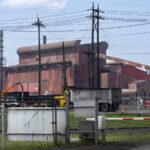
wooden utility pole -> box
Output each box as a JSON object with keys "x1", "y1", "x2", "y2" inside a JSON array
[
  {"x1": 62, "y1": 42, "x2": 67, "y2": 91},
  {"x1": 96, "y1": 4, "x2": 100, "y2": 89},
  {"x1": 32, "y1": 16, "x2": 45, "y2": 96},
  {"x1": 90, "y1": 3, "x2": 103, "y2": 89},
  {"x1": 89, "y1": 2, "x2": 95, "y2": 89},
  {"x1": 0, "y1": 30, "x2": 4, "y2": 92}
]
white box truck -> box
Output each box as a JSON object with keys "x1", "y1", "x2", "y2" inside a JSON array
[{"x1": 69, "y1": 88, "x2": 121, "y2": 112}]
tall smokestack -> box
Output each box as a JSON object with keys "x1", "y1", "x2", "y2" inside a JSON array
[{"x1": 43, "y1": 35, "x2": 47, "y2": 44}]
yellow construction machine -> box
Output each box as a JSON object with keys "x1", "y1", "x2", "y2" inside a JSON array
[{"x1": 54, "y1": 90, "x2": 68, "y2": 107}]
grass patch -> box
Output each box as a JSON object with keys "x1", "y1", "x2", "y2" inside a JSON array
[
  {"x1": 106, "y1": 131, "x2": 150, "y2": 142},
  {"x1": 69, "y1": 111, "x2": 86, "y2": 129},
  {"x1": 0, "y1": 112, "x2": 150, "y2": 149},
  {"x1": 105, "y1": 114, "x2": 150, "y2": 118},
  {"x1": 0, "y1": 133, "x2": 65, "y2": 150},
  {"x1": 106, "y1": 114, "x2": 150, "y2": 128},
  {"x1": 2, "y1": 141, "x2": 53, "y2": 150},
  {"x1": 107, "y1": 120, "x2": 150, "y2": 128},
  {"x1": 70, "y1": 112, "x2": 150, "y2": 129},
  {"x1": 0, "y1": 141, "x2": 47, "y2": 150},
  {"x1": 0, "y1": 138, "x2": 63, "y2": 150}
]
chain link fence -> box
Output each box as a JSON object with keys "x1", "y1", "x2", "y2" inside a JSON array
[
  {"x1": 67, "y1": 98, "x2": 150, "y2": 144},
  {"x1": 0, "y1": 91, "x2": 150, "y2": 148},
  {"x1": 68, "y1": 100, "x2": 103, "y2": 144},
  {"x1": 67, "y1": 88, "x2": 150, "y2": 144},
  {"x1": 0, "y1": 97, "x2": 68, "y2": 149}
]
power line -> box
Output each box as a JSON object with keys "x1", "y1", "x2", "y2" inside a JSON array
[
  {"x1": 40, "y1": 10, "x2": 88, "y2": 18},
  {"x1": 102, "y1": 22, "x2": 150, "y2": 29},
  {"x1": 2, "y1": 28, "x2": 91, "y2": 33},
  {"x1": 0, "y1": 15, "x2": 89, "y2": 29},
  {"x1": 121, "y1": 52, "x2": 150, "y2": 54},
  {"x1": 0, "y1": 10, "x2": 88, "y2": 23},
  {"x1": 105, "y1": 16, "x2": 149, "y2": 23},
  {"x1": 2, "y1": 21, "x2": 150, "y2": 32},
  {"x1": 1, "y1": 15, "x2": 150, "y2": 31},
  {"x1": 0, "y1": 13, "x2": 89, "y2": 26},
  {"x1": 109, "y1": 31, "x2": 150, "y2": 37},
  {"x1": 104, "y1": 9, "x2": 150, "y2": 17},
  {"x1": 0, "y1": 18, "x2": 89, "y2": 30}
]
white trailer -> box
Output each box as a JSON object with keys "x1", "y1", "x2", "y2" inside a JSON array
[{"x1": 69, "y1": 88, "x2": 121, "y2": 112}]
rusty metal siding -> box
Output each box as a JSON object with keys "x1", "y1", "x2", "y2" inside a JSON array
[
  {"x1": 41, "y1": 70, "x2": 49, "y2": 80},
  {"x1": 19, "y1": 48, "x2": 79, "y2": 65},
  {"x1": 5, "y1": 67, "x2": 65, "y2": 94},
  {"x1": 101, "y1": 72, "x2": 134, "y2": 89},
  {"x1": 47, "y1": 68, "x2": 63, "y2": 94},
  {"x1": 8, "y1": 73, "x2": 13, "y2": 87},
  {"x1": 66, "y1": 67, "x2": 73, "y2": 86},
  {"x1": 6, "y1": 42, "x2": 110, "y2": 94},
  {"x1": 72, "y1": 61, "x2": 102, "y2": 88},
  {"x1": 78, "y1": 44, "x2": 88, "y2": 64},
  {"x1": 7, "y1": 64, "x2": 149, "y2": 95},
  {"x1": 101, "y1": 73, "x2": 108, "y2": 88},
  {"x1": 74, "y1": 63, "x2": 89, "y2": 88},
  {"x1": 19, "y1": 54, "x2": 37, "y2": 65},
  {"x1": 122, "y1": 65, "x2": 149, "y2": 80},
  {"x1": 78, "y1": 43, "x2": 107, "y2": 65},
  {"x1": 128, "y1": 83, "x2": 137, "y2": 90}
]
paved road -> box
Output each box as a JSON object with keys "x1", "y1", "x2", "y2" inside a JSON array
[{"x1": 129, "y1": 143, "x2": 150, "y2": 150}]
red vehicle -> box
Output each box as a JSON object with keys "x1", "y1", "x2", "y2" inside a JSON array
[{"x1": 144, "y1": 99, "x2": 150, "y2": 109}]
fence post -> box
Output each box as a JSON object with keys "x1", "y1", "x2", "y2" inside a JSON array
[
  {"x1": 54, "y1": 105, "x2": 58, "y2": 145},
  {"x1": 66, "y1": 91, "x2": 70, "y2": 143},
  {"x1": 2, "y1": 102, "x2": 5, "y2": 149},
  {"x1": 95, "y1": 98, "x2": 98, "y2": 144}
]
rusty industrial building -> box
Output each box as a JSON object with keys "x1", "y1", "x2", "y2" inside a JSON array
[
  {"x1": 4, "y1": 39, "x2": 150, "y2": 96},
  {"x1": 6, "y1": 40, "x2": 106, "y2": 94}
]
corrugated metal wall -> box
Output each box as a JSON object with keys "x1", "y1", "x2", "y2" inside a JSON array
[
  {"x1": 19, "y1": 49, "x2": 79, "y2": 65},
  {"x1": 101, "y1": 72, "x2": 134, "y2": 89},
  {"x1": 6, "y1": 66, "x2": 73, "y2": 95},
  {"x1": 7, "y1": 42, "x2": 134, "y2": 94},
  {"x1": 122, "y1": 65, "x2": 149, "y2": 80}
]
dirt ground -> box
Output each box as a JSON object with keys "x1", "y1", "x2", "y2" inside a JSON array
[{"x1": 41, "y1": 142, "x2": 150, "y2": 150}]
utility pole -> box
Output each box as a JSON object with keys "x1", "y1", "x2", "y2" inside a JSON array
[
  {"x1": 32, "y1": 16, "x2": 45, "y2": 96},
  {"x1": 89, "y1": 2, "x2": 95, "y2": 89},
  {"x1": 96, "y1": 4, "x2": 100, "y2": 89},
  {"x1": 90, "y1": 3, "x2": 103, "y2": 89},
  {"x1": 89, "y1": 3, "x2": 95, "y2": 88},
  {"x1": 0, "y1": 30, "x2": 4, "y2": 92},
  {"x1": 62, "y1": 42, "x2": 67, "y2": 91}
]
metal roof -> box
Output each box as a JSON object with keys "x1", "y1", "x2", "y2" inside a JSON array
[{"x1": 17, "y1": 40, "x2": 81, "y2": 54}]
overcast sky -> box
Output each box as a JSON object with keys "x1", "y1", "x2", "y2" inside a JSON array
[{"x1": 0, "y1": 0, "x2": 150, "y2": 67}]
